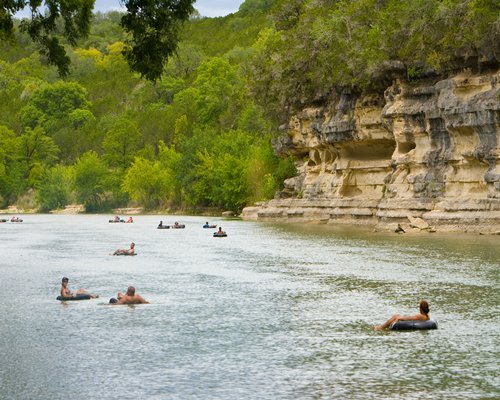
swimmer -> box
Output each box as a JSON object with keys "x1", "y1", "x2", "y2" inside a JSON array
[
  {"x1": 374, "y1": 300, "x2": 430, "y2": 330},
  {"x1": 60, "y1": 277, "x2": 98, "y2": 299},
  {"x1": 111, "y1": 286, "x2": 149, "y2": 305}
]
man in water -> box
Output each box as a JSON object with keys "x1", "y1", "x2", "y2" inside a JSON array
[
  {"x1": 374, "y1": 300, "x2": 430, "y2": 330},
  {"x1": 111, "y1": 286, "x2": 149, "y2": 305},
  {"x1": 60, "y1": 277, "x2": 98, "y2": 299},
  {"x1": 112, "y1": 242, "x2": 135, "y2": 255}
]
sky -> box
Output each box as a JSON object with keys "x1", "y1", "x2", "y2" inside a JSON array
[
  {"x1": 16, "y1": 1, "x2": 246, "y2": 18},
  {"x1": 94, "y1": 0, "x2": 245, "y2": 17}
]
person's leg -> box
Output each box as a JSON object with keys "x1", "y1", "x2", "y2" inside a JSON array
[{"x1": 374, "y1": 314, "x2": 400, "y2": 330}]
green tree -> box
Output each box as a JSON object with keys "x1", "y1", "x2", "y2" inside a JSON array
[
  {"x1": 73, "y1": 151, "x2": 109, "y2": 211},
  {"x1": 17, "y1": 126, "x2": 60, "y2": 187},
  {"x1": 120, "y1": 0, "x2": 195, "y2": 81},
  {"x1": 0, "y1": 125, "x2": 22, "y2": 205},
  {"x1": 102, "y1": 118, "x2": 142, "y2": 169},
  {"x1": 36, "y1": 165, "x2": 74, "y2": 212},
  {"x1": 1, "y1": 1, "x2": 196, "y2": 79}
]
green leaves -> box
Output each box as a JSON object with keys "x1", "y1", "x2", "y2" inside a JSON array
[{"x1": 120, "y1": 0, "x2": 195, "y2": 81}]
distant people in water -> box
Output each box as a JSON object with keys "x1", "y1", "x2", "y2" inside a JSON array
[
  {"x1": 126, "y1": 216, "x2": 134, "y2": 223},
  {"x1": 217, "y1": 227, "x2": 225, "y2": 234},
  {"x1": 10, "y1": 216, "x2": 22, "y2": 222},
  {"x1": 374, "y1": 300, "x2": 430, "y2": 330},
  {"x1": 112, "y1": 242, "x2": 135, "y2": 255},
  {"x1": 110, "y1": 286, "x2": 149, "y2": 305},
  {"x1": 158, "y1": 221, "x2": 164, "y2": 228},
  {"x1": 60, "y1": 277, "x2": 98, "y2": 299},
  {"x1": 113, "y1": 215, "x2": 121, "y2": 222}
]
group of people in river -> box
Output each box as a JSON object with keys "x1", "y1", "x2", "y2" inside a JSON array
[
  {"x1": 60, "y1": 278, "x2": 430, "y2": 326},
  {"x1": 60, "y1": 277, "x2": 148, "y2": 304}
]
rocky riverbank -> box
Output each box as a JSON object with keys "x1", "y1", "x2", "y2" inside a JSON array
[{"x1": 241, "y1": 70, "x2": 500, "y2": 234}]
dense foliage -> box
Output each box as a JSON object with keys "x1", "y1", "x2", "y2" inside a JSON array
[
  {"x1": 250, "y1": 0, "x2": 500, "y2": 120},
  {"x1": 0, "y1": 0, "x2": 295, "y2": 212},
  {"x1": 0, "y1": 0, "x2": 194, "y2": 79},
  {"x1": 0, "y1": 0, "x2": 497, "y2": 213}
]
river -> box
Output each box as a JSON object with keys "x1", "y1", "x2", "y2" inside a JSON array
[{"x1": 0, "y1": 215, "x2": 498, "y2": 399}]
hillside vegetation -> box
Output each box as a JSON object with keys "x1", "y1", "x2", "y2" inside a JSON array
[{"x1": 0, "y1": 0, "x2": 497, "y2": 213}]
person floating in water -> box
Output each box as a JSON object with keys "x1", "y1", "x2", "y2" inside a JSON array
[
  {"x1": 126, "y1": 216, "x2": 133, "y2": 223},
  {"x1": 112, "y1": 242, "x2": 135, "y2": 255},
  {"x1": 158, "y1": 221, "x2": 164, "y2": 228},
  {"x1": 110, "y1": 286, "x2": 149, "y2": 304},
  {"x1": 60, "y1": 277, "x2": 98, "y2": 299},
  {"x1": 217, "y1": 227, "x2": 225, "y2": 234},
  {"x1": 374, "y1": 300, "x2": 430, "y2": 330}
]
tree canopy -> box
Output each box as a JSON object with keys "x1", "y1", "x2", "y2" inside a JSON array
[{"x1": 0, "y1": 0, "x2": 195, "y2": 80}]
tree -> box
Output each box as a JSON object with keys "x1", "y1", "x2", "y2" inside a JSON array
[
  {"x1": 36, "y1": 165, "x2": 73, "y2": 212},
  {"x1": 102, "y1": 118, "x2": 142, "y2": 169},
  {"x1": 20, "y1": 81, "x2": 92, "y2": 132},
  {"x1": 0, "y1": 125, "x2": 22, "y2": 205},
  {"x1": 17, "y1": 126, "x2": 60, "y2": 186},
  {"x1": 73, "y1": 151, "x2": 109, "y2": 211},
  {"x1": 120, "y1": 0, "x2": 195, "y2": 81},
  {"x1": 1, "y1": 0, "x2": 95, "y2": 76},
  {"x1": 0, "y1": 0, "x2": 195, "y2": 80}
]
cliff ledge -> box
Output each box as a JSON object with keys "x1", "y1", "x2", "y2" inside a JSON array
[{"x1": 242, "y1": 70, "x2": 500, "y2": 233}]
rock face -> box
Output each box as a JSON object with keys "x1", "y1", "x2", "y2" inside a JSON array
[{"x1": 241, "y1": 70, "x2": 500, "y2": 233}]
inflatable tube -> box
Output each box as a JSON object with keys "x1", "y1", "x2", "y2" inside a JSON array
[
  {"x1": 109, "y1": 220, "x2": 124, "y2": 223},
  {"x1": 203, "y1": 225, "x2": 217, "y2": 228},
  {"x1": 57, "y1": 294, "x2": 91, "y2": 301},
  {"x1": 213, "y1": 233, "x2": 227, "y2": 237},
  {"x1": 0, "y1": 219, "x2": 7, "y2": 223},
  {"x1": 171, "y1": 224, "x2": 185, "y2": 229},
  {"x1": 109, "y1": 298, "x2": 118, "y2": 304},
  {"x1": 390, "y1": 319, "x2": 438, "y2": 331},
  {"x1": 157, "y1": 226, "x2": 170, "y2": 229},
  {"x1": 114, "y1": 252, "x2": 137, "y2": 256}
]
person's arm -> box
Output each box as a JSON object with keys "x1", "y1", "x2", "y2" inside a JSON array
[
  {"x1": 137, "y1": 295, "x2": 149, "y2": 304},
  {"x1": 395, "y1": 313, "x2": 427, "y2": 322},
  {"x1": 116, "y1": 296, "x2": 127, "y2": 305}
]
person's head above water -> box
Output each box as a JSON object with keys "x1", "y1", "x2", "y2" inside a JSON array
[
  {"x1": 130, "y1": 242, "x2": 135, "y2": 248},
  {"x1": 126, "y1": 286, "x2": 135, "y2": 296},
  {"x1": 62, "y1": 277, "x2": 69, "y2": 283},
  {"x1": 420, "y1": 300, "x2": 430, "y2": 315}
]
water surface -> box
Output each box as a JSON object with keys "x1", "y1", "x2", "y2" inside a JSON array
[{"x1": 0, "y1": 215, "x2": 498, "y2": 399}]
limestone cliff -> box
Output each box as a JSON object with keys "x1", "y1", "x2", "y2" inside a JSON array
[{"x1": 241, "y1": 70, "x2": 500, "y2": 233}]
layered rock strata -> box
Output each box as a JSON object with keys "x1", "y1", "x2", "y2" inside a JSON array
[{"x1": 241, "y1": 70, "x2": 500, "y2": 233}]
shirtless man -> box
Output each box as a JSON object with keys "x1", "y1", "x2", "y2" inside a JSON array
[
  {"x1": 112, "y1": 242, "x2": 135, "y2": 255},
  {"x1": 60, "y1": 277, "x2": 97, "y2": 299},
  {"x1": 374, "y1": 300, "x2": 430, "y2": 330},
  {"x1": 113, "y1": 286, "x2": 149, "y2": 305}
]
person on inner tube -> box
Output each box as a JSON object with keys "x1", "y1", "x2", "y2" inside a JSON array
[
  {"x1": 113, "y1": 242, "x2": 135, "y2": 255},
  {"x1": 374, "y1": 300, "x2": 430, "y2": 330},
  {"x1": 111, "y1": 286, "x2": 149, "y2": 305},
  {"x1": 60, "y1": 277, "x2": 98, "y2": 299}
]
